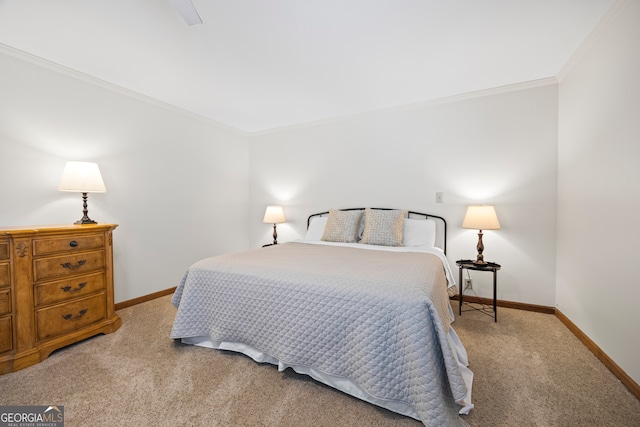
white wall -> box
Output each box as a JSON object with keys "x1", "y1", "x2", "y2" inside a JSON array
[
  {"x1": 557, "y1": 0, "x2": 640, "y2": 385},
  {"x1": 249, "y1": 84, "x2": 559, "y2": 307},
  {"x1": 2, "y1": 3, "x2": 636, "y2": 387},
  {"x1": 0, "y1": 48, "x2": 250, "y2": 303}
]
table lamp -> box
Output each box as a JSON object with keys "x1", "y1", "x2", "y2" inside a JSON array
[
  {"x1": 462, "y1": 205, "x2": 500, "y2": 264},
  {"x1": 263, "y1": 206, "x2": 286, "y2": 245},
  {"x1": 58, "y1": 161, "x2": 106, "y2": 224}
]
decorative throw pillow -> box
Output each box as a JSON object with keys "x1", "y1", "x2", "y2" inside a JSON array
[
  {"x1": 359, "y1": 208, "x2": 407, "y2": 246},
  {"x1": 321, "y1": 209, "x2": 363, "y2": 243}
]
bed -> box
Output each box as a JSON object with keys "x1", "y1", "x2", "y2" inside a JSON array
[{"x1": 171, "y1": 208, "x2": 473, "y2": 426}]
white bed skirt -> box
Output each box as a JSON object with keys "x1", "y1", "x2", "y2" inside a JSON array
[{"x1": 181, "y1": 322, "x2": 474, "y2": 419}]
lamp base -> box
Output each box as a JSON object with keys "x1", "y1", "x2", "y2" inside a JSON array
[
  {"x1": 474, "y1": 230, "x2": 486, "y2": 264},
  {"x1": 74, "y1": 218, "x2": 98, "y2": 225},
  {"x1": 74, "y1": 192, "x2": 98, "y2": 225}
]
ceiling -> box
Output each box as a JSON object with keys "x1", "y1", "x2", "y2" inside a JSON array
[{"x1": 0, "y1": 0, "x2": 616, "y2": 133}]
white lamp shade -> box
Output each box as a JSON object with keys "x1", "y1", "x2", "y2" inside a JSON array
[
  {"x1": 462, "y1": 205, "x2": 501, "y2": 230},
  {"x1": 58, "y1": 161, "x2": 106, "y2": 193},
  {"x1": 263, "y1": 206, "x2": 286, "y2": 224}
]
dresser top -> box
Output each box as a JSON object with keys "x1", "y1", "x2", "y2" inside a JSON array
[{"x1": 0, "y1": 223, "x2": 118, "y2": 236}]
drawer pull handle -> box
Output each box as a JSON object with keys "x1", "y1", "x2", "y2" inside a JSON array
[
  {"x1": 69, "y1": 240, "x2": 78, "y2": 247},
  {"x1": 61, "y1": 282, "x2": 87, "y2": 293},
  {"x1": 62, "y1": 309, "x2": 88, "y2": 321},
  {"x1": 60, "y1": 260, "x2": 87, "y2": 270}
]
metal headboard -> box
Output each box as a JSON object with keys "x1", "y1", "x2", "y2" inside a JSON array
[{"x1": 306, "y1": 207, "x2": 447, "y2": 254}]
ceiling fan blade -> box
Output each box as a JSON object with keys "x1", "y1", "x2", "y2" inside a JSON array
[{"x1": 170, "y1": 0, "x2": 203, "y2": 26}]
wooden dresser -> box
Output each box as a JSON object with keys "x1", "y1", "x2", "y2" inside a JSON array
[{"x1": 0, "y1": 224, "x2": 120, "y2": 374}]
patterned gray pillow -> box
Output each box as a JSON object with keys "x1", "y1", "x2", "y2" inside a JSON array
[
  {"x1": 321, "y1": 209, "x2": 363, "y2": 243},
  {"x1": 359, "y1": 208, "x2": 407, "y2": 246}
]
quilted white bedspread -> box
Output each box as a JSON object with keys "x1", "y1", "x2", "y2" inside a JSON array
[{"x1": 171, "y1": 241, "x2": 471, "y2": 426}]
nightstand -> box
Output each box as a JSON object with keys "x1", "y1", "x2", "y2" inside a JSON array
[{"x1": 456, "y1": 259, "x2": 501, "y2": 322}]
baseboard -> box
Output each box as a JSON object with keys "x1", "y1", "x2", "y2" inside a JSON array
[
  {"x1": 114, "y1": 287, "x2": 176, "y2": 311},
  {"x1": 450, "y1": 295, "x2": 556, "y2": 314},
  {"x1": 555, "y1": 309, "x2": 640, "y2": 401}
]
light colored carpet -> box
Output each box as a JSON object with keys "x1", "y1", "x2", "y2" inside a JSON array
[{"x1": 1, "y1": 296, "x2": 639, "y2": 426}]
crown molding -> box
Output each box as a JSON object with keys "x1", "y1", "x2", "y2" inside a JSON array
[
  {"x1": 250, "y1": 77, "x2": 558, "y2": 136},
  {"x1": 0, "y1": 43, "x2": 247, "y2": 137},
  {"x1": 1, "y1": 41, "x2": 558, "y2": 138}
]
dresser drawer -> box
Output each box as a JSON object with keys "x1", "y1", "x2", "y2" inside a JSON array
[
  {"x1": 36, "y1": 293, "x2": 106, "y2": 341},
  {"x1": 0, "y1": 263, "x2": 9, "y2": 287},
  {"x1": 34, "y1": 272, "x2": 106, "y2": 307},
  {"x1": 0, "y1": 316, "x2": 12, "y2": 353},
  {"x1": 0, "y1": 242, "x2": 8, "y2": 260},
  {"x1": 32, "y1": 234, "x2": 105, "y2": 257},
  {"x1": 0, "y1": 289, "x2": 10, "y2": 315},
  {"x1": 33, "y1": 250, "x2": 105, "y2": 282}
]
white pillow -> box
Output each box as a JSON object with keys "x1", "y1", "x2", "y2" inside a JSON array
[
  {"x1": 403, "y1": 218, "x2": 437, "y2": 247},
  {"x1": 305, "y1": 216, "x2": 328, "y2": 241}
]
